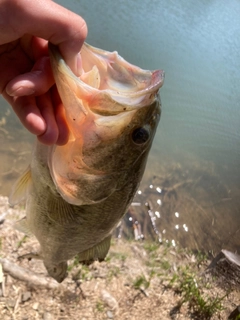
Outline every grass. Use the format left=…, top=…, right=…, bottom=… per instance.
left=67, top=256, right=81, bottom=272
left=96, top=301, right=104, bottom=312
left=81, top=265, right=91, bottom=281
left=169, top=266, right=227, bottom=319
left=144, top=242, right=160, bottom=253
left=133, top=274, right=150, bottom=290
left=16, top=235, right=27, bottom=249
left=68, top=257, right=91, bottom=282
left=107, top=266, right=121, bottom=281
left=106, top=251, right=127, bottom=263
left=160, top=259, right=171, bottom=270
left=194, top=250, right=209, bottom=266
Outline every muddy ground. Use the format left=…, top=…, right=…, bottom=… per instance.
left=0, top=196, right=239, bottom=320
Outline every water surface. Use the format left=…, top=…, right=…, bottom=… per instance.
left=0, top=0, right=240, bottom=252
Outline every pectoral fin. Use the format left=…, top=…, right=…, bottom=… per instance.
left=9, top=166, right=32, bottom=206
left=78, top=235, right=112, bottom=265
left=14, top=217, right=33, bottom=237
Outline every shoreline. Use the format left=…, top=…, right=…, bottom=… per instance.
left=0, top=196, right=239, bottom=319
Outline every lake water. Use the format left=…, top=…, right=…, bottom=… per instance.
left=0, top=0, right=240, bottom=253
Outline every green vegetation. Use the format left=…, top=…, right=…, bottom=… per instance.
left=143, top=241, right=160, bottom=253
left=169, top=266, right=227, bottom=319
left=81, top=265, right=91, bottom=281
left=96, top=300, right=104, bottom=312
left=67, top=255, right=81, bottom=272
left=106, top=251, right=127, bottom=263
left=16, top=235, right=27, bottom=249
left=68, top=257, right=91, bottom=282
left=107, top=266, right=121, bottom=281
left=194, top=250, right=209, bottom=266
left=160, top=259, right=171, bottom=270
left=133, top=274, right=150, bottom=290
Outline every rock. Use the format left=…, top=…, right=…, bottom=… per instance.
left=7, top=298, right=15, bottom=308
left=107, top=310, right=114, bottom=319
left=228, top=305, right=240, bottom=320
left=101, top=290, right=118, bottom=314
left=22, top=291, right=31, bottom=302
left=32, top=302, right=39, bottom=310
left=206, top=250, right=240, bottom=289
left=43, top=312, right=53, bottom=320
left=222, top=250, right=240, bottom=267
left=0, top=212, right=6, bottom=225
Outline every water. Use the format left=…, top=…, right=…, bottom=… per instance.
left=0, top=0, right=240, bottom=252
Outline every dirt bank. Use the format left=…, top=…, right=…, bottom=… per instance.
left=0, top=196, right=239, bottom=320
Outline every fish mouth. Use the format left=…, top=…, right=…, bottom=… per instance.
left=49, top=43, right=164, bottom=118
left=81, top=43, right=164, bottom=111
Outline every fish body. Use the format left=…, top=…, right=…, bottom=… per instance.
left=10, top=43, right=164, bottom=282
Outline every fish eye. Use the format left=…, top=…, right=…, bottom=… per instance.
left=132, top=127, right=150, bottom=144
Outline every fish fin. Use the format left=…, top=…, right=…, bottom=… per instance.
left=78, top=235, right=112, bottom=264
left=46, top=196, right=76, bottom=224
left=14, top=217, right=33, bottom=237
left=9, top=166, right=32, bottom=205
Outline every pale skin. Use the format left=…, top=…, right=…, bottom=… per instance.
left=0, top=0, right=87, bottom=145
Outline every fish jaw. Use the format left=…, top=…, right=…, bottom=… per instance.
left=48, top=42, right=164, bottom=133
left=43, top=260, right=68, bottom=283
left=48, top=43, right=164, bottom=206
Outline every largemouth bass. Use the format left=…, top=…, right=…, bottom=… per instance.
left=9, top=43, right=164, bottom=283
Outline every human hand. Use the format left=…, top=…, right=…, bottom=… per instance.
left=0, top=0, right=87, bottom=145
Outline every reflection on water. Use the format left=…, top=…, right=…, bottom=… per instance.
left=118, top=156, right=240, bottom=253
left=0, top=0, right=240, bottom=253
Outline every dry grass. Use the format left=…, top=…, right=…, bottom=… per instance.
left=0, top=196, right=239, bottom=320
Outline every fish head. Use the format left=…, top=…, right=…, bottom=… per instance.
left=48, top=43, right=164, bottom=205
left=44, top=260, right=68, bottom=283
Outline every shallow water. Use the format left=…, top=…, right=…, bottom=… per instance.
left=0, top=0, right=240, bottom=252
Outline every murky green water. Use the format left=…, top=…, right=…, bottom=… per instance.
left=0, top=0, right=240, bottom=252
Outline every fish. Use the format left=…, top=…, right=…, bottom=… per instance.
left=9, top=42, right=164, bottom=283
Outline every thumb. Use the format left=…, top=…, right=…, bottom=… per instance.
left=9, top=0, right=88, bottom=74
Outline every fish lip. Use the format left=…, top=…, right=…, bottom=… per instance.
left=105, top=69, right=164, bottom=98
left=48, top=43, right=164, bottom=104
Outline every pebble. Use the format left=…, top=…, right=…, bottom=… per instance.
left=32, top=302, right=39, bottom=310
left=7, top=298, right=15, bottom=308
left=107, top=310, right=114, bottom=319
left=22, top=291, right=31, bottom=302
left=43, top=312, right=53, bottom=320
left=101, top=290, right=118, bottom=311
